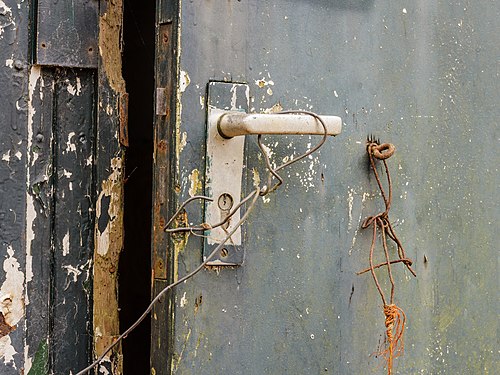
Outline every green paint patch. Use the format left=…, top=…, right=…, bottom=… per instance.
left=27, top=340, right=49, bottom=375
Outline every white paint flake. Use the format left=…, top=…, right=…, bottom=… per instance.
left=2, top=150, right=10, bottom=162
left=65, top=132, right=77, bottom=152
left=230, top=84, right=238, bottom=110
left=66, top=77, right=82, bottom=96
left=5, top=58, right=13, bottom=68
left=255, top=77, right=275, bottom=88
left=180, top=292, right=187, bottom=308
left=63, top=232, right=70, bottom=256
left=178, top=132, right=187, bottom=155
left=62, top=265, right=81, bottom=283
left=347, top=189, right=354, bottom=229
left=0, top=1, right=14, bottom=39
left=0, top=336, right=16, bottom=368
left=14, top=151, right=22, bottom=160
left=179, top=70, right=190, bottom=93
left=0, top=245, right=25, bottom=368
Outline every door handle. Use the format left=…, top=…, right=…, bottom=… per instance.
left=214, top=111, right=342, bottom=139
left=204, top=82, right=342, bottom=265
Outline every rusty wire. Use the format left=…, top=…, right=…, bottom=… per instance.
left=76, top=111, right=329, bottom=375
left=357, top=137, right=416, bottom=375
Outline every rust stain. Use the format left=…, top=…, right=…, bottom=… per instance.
left=172, top=211, right=189, bottom=282
left=194, top=295, right=203, bottom=315
left=119, top=92, right=129, bottom=147
left=0, top=312, right=15, bottom=338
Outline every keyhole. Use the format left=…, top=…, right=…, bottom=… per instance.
left=217, top=193, right=234, bottom=211
left=217, top=193, right=234, bottom=230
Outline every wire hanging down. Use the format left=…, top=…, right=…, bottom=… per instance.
left=75, top=111, right=329, bottom=375
left=357, top=136, right=416, bottom=375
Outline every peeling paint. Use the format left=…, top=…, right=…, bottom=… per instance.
left=62, top=265, right=82, bottom=284
left=62, top=232, right=70, bottom=256
left=0, top=0, right=14, bottom=39
left=2, top=150, right=10, bottom=162
left=66, top=77, right=82, bottom=96
left=179, top=70, right=190, bottom=93
left=180, top=292, right=187, bottom=308
left=0, top=335, right=16, bottom=367
left=0, top=246, right=24, bottom=326
left=178, top=131, right=187, bottom=155
left=96, top=157, right=123, bottom=256
left=65, top=131, right=77, bottom=152
left=24, top=67, right=40, bottom=316
left=255, top=77, right=274, bottom=88
left=62, top=169, right=72, bottom=178
left=172, top=217, right=189, bottom=283
left=252, top=168, right=261, bottom=189
left=0, top=245, right=24, bottom=367
left=188, top=169, right=201, bottom=197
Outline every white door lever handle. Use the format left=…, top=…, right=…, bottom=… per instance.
left=215, top=111, right=342, bottom=139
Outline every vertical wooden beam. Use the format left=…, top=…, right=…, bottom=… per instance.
left=151, top=1, right=180, bottom=374
left=50, top=68, right=96, bottom=373
left=93, top=1, right=127, bottom=374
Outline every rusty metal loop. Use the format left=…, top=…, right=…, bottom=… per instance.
left=358, top=138, right=414, bottom=375
left=370, top=142, right=395, bottom=160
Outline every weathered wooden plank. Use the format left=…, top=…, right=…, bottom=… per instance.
left=150, top=279, right=171, bottom=375
left=36, top=0, right=98, bottom=68
left=24, top=66, right=55, bottom=375
left=0, top=0, right=32, bottom=372
left=151, top=1, right=180, bottom=373
left=50, top=68, right=95, bottom=373
left=92, top=1, right=127, bottom=374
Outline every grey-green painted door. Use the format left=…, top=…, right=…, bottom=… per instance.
left=152, top=1, right=498, bottom=374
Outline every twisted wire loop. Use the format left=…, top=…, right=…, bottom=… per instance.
left=358, top=138, right=416, bottom=375
left=76, top=111, right=329, bottom=375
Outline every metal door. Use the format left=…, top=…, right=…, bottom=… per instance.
left=152, top=1, right=498, bottom=374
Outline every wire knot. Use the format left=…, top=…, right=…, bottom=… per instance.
left=381, top=303, right=406, bottom=374
left=369, top=142, right=395, bottom=160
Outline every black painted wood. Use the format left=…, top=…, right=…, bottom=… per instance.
left=0, top=0, right=31, bottom=372
left=2, top=0, right=101, bottom=372
left=36, top=0, right=98, bottom=68
left=25, top=67, right=55, bottom=375
left=50, top=68, right=96, bottom=373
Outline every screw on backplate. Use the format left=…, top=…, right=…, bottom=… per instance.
left=220, top=248, right=229, bottom=257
